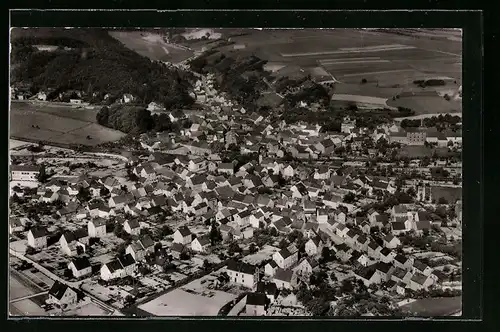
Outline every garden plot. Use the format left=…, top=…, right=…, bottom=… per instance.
left=242, top=245, right=279, bottom=265
left=386, top=94, right=461, bottom=115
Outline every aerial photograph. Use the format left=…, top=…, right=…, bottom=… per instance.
left=9, top=28, right=462, bottom=318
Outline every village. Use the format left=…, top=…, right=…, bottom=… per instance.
left=9, top=71, right=462, bottom=317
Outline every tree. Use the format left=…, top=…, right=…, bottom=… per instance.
left=100, top=186, right=110, bottom=197
left=114, top=223, right=125, bottom=238
left=278, top=238, right=289, bottom=250
left=64, top=269, right=73, bottom=279
left=77, top=186, right=91, bottom=202
left=209, top=220, right=222, bottom=246
left=320, top=247, right=333, bottom=264
left=228, top=242, right=242, bottom=255
left=36, top=165, right=49, bottom=183
left=160, top=225, right=173, bottom=237
left=249, top=243, right=258, bottom=254
left=343, top=192, right=356, bottom=204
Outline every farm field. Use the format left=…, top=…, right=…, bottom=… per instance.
left=387, top=95, right=462, bottom=114
left=10, top=101, right=126, bottom=146
left=109, top=31, right=194, bottom=63
left=194, top=28, right=461, bottom=113
left=400, top=296, right=462, bottom=316
left=431, top=186, right=462, bottom=203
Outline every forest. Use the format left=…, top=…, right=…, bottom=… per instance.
left=10, top=29, right=195, bottom=109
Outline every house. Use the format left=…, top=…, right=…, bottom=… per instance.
left=412, top=260, right=433, bottom=276
left=379, top=247, right=396, bottom=264
left=256, top=282, right=279, bottom=304
left=272, top=248, right=298, bottom=269
left=391, top=222, right=407, bottom=236
left=383, top=234, right=401, bottom=249
left=226, top=260, right=258, bottom=289
left=354, top=266, right=382, bottom=287
left=351, top=250, right=370, bottom=267
left=367, top=241, right=382, bottom=259
left=393, top=254, right=414, bottom=270
left=375, top=262, right=395, bottom=282
left=48, top=281, right=78, bottom=307
left=218, top=163, right=235, bottom=175
left=273, top=268, right=294, bottom=290
left=408, top=272, right=435, bottom=291
left=88, top=218, right=107, bottom=238
left=245, top=292, right=267, bottom=316
left=109, top=194, right=135, bottom=210
left=304, top=236, right=323, bottom=257
left=100, top=255, right=136, bottom=281
left=172, top=226, right=193, bottom=245
left=40, top=191, right=59, bottom=203
left=191, top=235, right=211, bottom=253
left=27, top=227, right=48, bottom=249
left=68, top=257, right=92, bottom=278
left=170, top=243, right=185, bottom=260
left=59, top=230, right=88, bottom=256
left=11, top=164, right=41, bottom=183
left=126, top=235, right=155, bottom=261
left=293, top=257, right=319, bottom=276
left=264, top=260, right=279, bottom=277
left=9, top=217, right=24, bottom=234
left=123, top=219, right=141, bottom=236
left=282, top=165, right=295, bottom=178
left=392, top=205, right=408, bottom=220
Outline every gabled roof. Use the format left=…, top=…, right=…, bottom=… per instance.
left=391, top=221, right=406, bottom=231
left=176, top=226, right=192, bottom=237
left=71, top=257, right=91, bottom=271
left=118, top=253, right=136, bottom=267
left=411, top=272, right=429, bottom=285
left=48, top=281, right=71, bottom=300
left=274, top=268, right=293, bottom=282
left=125, top=219, right=140, bottom=229
left=194, top=235, right=211, bottom=246
left=226, top=260, right=255, bottom=275
left=30, top=227, right=48, bottom=238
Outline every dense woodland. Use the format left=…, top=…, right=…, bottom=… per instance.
left=11, top=29, right=195, bottom=109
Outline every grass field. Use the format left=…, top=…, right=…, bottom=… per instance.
left=431, top=186, right=462, bottom=203
left=387, top=94, right=462, bottom=114
left=109, top=31, right=193, bottom=63
left=401, top=296, right=462, bottom=316
left=10, top=101, right=125, bottom=146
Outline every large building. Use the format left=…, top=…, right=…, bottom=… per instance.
left=406, top=128, right=427, bottom=146
left=11, top=165, right=41, bottom=183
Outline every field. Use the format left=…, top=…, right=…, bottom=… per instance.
left=400, top=296, right=462, bottom=316
left=387, top=94, right=462, bottom=114
left=109, top=31, right=194, bottom=63
left=138, top=274, right=238, bottom=316
left=10, top=101, right=126, bottom=146
left=431, top=186, right=462, bottom=203
left=188, top=28, right=462, bottom=115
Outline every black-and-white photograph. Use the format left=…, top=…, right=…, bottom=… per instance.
left=9, top=27, right=462, bottom=318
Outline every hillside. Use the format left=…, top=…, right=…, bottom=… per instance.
left=10, top=28, right=195, bottom=109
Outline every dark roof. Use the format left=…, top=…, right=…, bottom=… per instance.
left=48, top=281, right=71, bottom=300
left=126, top=219, right=140, bottom=229
left=139, top=235, right=155, bottom=249
left=106, top=260, right=123, bottom=273
left=413, top=260, right=429, bottom=272
left=246, top=292, right=267, bottom=306
left=411, top=272, right=428, bottom=285
left=71, top=257, right=91, bottom=271
left=118, top=253, right=136, bottom=267
left=177, top=226, right=192, bottom=237
left=356, top=266, right=377, bottom=280
left=226, top=260, right=255, bottom=275
left=278, top=248, right=293, bottom=259
left=375, top=262, right=393, bottom=274
left=274, top=268, right=293, bottom=282
left=391, top=222, right=406, bottom=231
left=256, top=282, right=278, bottom=296
left=30, top=227, right=48, bottom=238
left=380, top=247, right=392, bottom=256
left=11, top=164, right=40, bottom=172
left=394, top=254, right=409, bottom=264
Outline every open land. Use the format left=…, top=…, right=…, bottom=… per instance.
left=109, top=31, right=194, bottom=63
left=10, top=101, right=126, bottom=146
